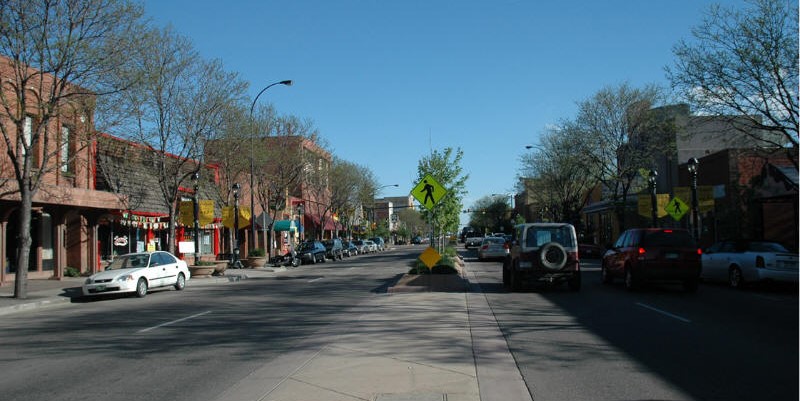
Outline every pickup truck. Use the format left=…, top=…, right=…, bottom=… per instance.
left=503, top=222, right=581, bottom=291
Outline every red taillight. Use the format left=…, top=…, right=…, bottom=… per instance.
left=697, top=248, right=702, bottom=255
left=663, top=229, right=673, bottom=233
left=503, top=243, right=510, bottom=250
left=756, top=256, right=765, bottom=268
left=481, top=245, right=489, bottom=250
left=638, top=247, right=646, bottom=255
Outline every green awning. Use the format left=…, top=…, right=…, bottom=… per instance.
left=273, top=220, right=297, bottom=232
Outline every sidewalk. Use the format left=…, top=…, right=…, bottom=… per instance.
left=0, top=262, right=532, bottom=401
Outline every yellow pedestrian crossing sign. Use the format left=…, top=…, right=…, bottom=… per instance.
left=411, top=174, right=447, bottom=211
left=665, top=197, right=689, bottom=221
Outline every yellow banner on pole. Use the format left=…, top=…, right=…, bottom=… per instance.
left=199, top=200, right=215, bottom=226
left=637, top=193, right=670, bottom=218
left=222, top=206, right=251, bottom=228
left=179, top=201, right=193, bottom=226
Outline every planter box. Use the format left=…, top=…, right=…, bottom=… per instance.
left=247, top=257, right=267, bottom=268
left=189, top=266, right=214, bottom=278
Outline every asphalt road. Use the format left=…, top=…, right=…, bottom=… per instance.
left=0, top=249, right=407, bottom=401
left=2, top=246, right=796, bottom=401
left=465, top=249, right=799, bottom=401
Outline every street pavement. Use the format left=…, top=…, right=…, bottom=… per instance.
left=0, top=259, right=532, bottom=401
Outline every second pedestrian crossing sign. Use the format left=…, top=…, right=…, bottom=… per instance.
left=665, top=197, right=689, bottom=221
left=411, top=174, right=447, bottom=211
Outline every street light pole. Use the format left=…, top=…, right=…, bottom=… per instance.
left=192, top=172, right=200, bottom=265
left=648, top=169, right=658, bottom=228
left=249, top=80, right=292, bottom=257
left=232, top=183, right=241, bottom=268
left=688, top=158, right=700, bottom=241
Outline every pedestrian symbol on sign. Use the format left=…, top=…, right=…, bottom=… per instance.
left=411, top=174, right=447, bottom=211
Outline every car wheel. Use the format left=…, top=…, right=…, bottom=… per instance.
left=292, top=258, right=300, bottom=267
left=568, top=274, right=581, bottom=291
left=683, top=278, right=699, bottom=293
left=321, top=254, right=327, bottom=263
left=135, top=278, right=148, bottom=298
left=310, top=255, right=317, bottom=264
left=729, top=266, right=744, bottom=289
left=624, top=267, right=637, bottom=291
left=601, top=263, right=613, bottom=284
left=502, top=267, right=509, bottom=287
left=510, top=263, right=522, bottom=292
left=174, top=273, right=186, bottom=291
left=539, top=242, right=567, bottom=270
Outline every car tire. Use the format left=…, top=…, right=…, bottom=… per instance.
left=683, top=278, right=699, bottom=293
left=510, top=263, right=522, bottom=292
left=292, top=258, right=300, bottom=267
left=729, top=266, right=744, bottom=289
left=601, top=263, right=613, bottom=284
left=135, top=278, right=148, bottom=298
left=502, top=267, right=509, bottom=287
left=624, top=267, right=637, bottom=291
left=568, top=274, right=581, bottom=291
left=174, top=273, right=186, bottom=291
left=539, top=242, right=567, bottom=270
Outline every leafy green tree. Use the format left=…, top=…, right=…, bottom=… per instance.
left=468, top=196, right=512, bottom=234
left=416, top=147, right=468, bottom=249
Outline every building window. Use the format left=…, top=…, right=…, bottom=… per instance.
left=23, top=115, right=32, bottom=156
left=60, top=125, right=72, bottom=174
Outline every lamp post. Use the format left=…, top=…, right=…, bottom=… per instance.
left=249, top=80, right=292, bottom=257
left=648, top=169, right=658, bottom=228
left=232, top=183, right=241, bottom=268
left=191, top=172, right=200, bottom=265
left=688, top=158, right=700, bottom=241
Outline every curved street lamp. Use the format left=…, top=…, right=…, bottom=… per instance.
left=249, top=80, right=292, bottom=256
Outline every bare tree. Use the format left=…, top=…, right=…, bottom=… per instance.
left=667, top=0, right=798, bottom=166
left=0, top=0, right=145, bottom=298
left=574, top=83, right=667, bottom=231
left=119, top=26, right=246, bottom=254
left=519, top=124, right=597, bottom=226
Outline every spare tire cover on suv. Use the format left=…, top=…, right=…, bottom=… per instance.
left=539, top=242, right=567, bottom=270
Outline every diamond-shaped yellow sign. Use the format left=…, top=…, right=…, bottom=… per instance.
left=665, top=197, right=689, bottom=221
left=411, top=174, right=447, bottom=211
left=419, top=246, right=441, bottom=269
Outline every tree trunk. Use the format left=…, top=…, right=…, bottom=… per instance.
left=14, top=183, right=33, bottom=299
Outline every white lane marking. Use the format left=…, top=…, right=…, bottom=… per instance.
left=635, top=302, right=692, bottom=323
left=137, top=311, right=212, bottom=333
left=308, top=277, right=324, bottom=283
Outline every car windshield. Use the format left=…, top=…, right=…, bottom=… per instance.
left=107, top=254, right=149, bottom=270
left=483, top=237, right=505, bottom=245
left=525, top=226, right=575, bottom=248
left=298, top=242, right=316, bottom=251
left=642, top=230, right=696, bottom=247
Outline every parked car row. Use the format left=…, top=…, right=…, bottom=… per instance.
left=474, top=224, right=797, bottom=292
left=298, top=237, right=389, bottom=265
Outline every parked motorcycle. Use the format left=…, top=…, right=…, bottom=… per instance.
left=270, top=250, right=300, bottom=267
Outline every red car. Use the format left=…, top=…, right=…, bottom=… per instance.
left=601, top=228, right=702, bottom=292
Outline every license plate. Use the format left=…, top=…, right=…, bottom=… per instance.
left=96, top=285, right=106, bottom=291
left=665, top=252, right=679, bottom=260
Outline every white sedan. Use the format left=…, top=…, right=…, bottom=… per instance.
left=83, top=251, right=190, bottom=298
left=702, top=240, right=798, bottom=288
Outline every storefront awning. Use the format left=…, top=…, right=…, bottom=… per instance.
left=273, top=220, right=297, bottom=232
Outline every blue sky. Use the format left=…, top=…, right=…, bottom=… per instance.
left=142, top=0, right=738, bottom=226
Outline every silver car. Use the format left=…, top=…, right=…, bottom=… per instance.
left=702, top=240, right=798, bottom=288
left=477, top=236, right=509, bottom=261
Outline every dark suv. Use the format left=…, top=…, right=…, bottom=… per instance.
left=601, top=228, right=701, bottom=292
left=323, top=238, right=344, bottom=260
left=297, top=240, right=327, bottom=264
left=503, top=223, right=581, bottom=291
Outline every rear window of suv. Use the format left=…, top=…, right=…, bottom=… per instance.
left=524, top=226, right=575, bottom=248
left=641, top=230, right=695, bottom=247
